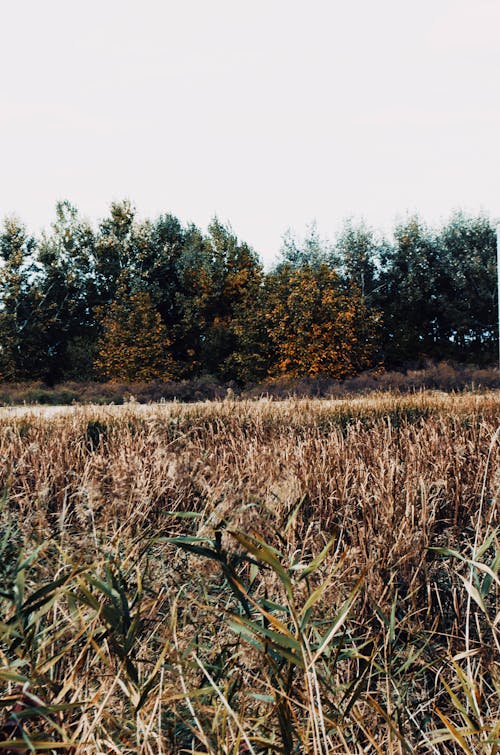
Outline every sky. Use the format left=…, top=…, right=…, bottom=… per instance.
left=1, top=0, right=499, bottom=265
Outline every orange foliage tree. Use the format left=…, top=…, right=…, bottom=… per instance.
left=94, top=287, right=175, bottom=381
left=264, top=264, right=381, bottom=379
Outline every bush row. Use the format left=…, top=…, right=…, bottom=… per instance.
left=0, top=362, right=498, bottom=406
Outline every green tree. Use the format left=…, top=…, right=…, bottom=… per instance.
left=377, top=213, right=498, bottom=367
left=436, top=212, right=497, bottom=363
left=278, top=222, right=339, bottom=270
left=378, top=216, right=442, bottom=366
left=94, top=200, right=137, bottom=306
left=37, top=201, right=98, bottom=382
left=134, top=213, right=189, bottom=368
left=175, top=219, right=265, bottom=381
left=0, top=218, right=44, bottom=381
left=335, top=219, right=379, bottom=300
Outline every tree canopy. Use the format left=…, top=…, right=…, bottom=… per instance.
left=0, top=203, right=497, bottom=384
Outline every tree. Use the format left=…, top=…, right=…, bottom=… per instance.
left=278, top=222, right=339, bottom=270
left=94, top=285, right=175, bottom=382
left=0, top=218, right=44, bottom=380
left=206, top=218, right=265, bottom=381
left=136, top=213, right=185, bottom=324
left=37, top=201, right=98, bottom=382
left=94, top=200, right=137, bottom=306
left=264, top=264, right=381, bottom=379
left=436, top=212, right=497, bottom=363
left=335, top=219, right=379, bottom=300
left=377, top=216, right=442, bottom=367
left=174, top=219, right=265, bottom=381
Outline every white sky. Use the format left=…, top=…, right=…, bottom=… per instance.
left=1, top=0, right=499, bottom=264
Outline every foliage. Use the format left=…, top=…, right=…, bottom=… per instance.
left=0, top=395, right=498, bottom=751
left=37, top=201, right=99, bottom=383
left=0, top=203, right=498, bottom=383
left=0, top=218, right=43, bottom=381
left=377, top=216, right=440, bottom=365
left=94, top=286, right=175, bottom=381
left=264, top=263, right=380, bottom=378
left=174, top=219, right=265, bottom=381
left=437, top=212, right=497, bottom=361
left=335, top=217, right=380, bottom=300
left=377, top=213, right=498, bottom=366
left=278, top=221, right=339, bottom=270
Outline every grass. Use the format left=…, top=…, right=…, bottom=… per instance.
left=0, top=392, right=498, bottom=753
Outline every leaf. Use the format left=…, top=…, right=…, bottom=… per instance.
left=246, top=693, right=275, bottom=703
left=0, top=741, right=76, bottom=751
left=475, top=528, right=498, bottom=560
left=164, top=536, right=220, bottom=561
left=471, top=554, right=500, bottom=597
left=0, top=670, right=29, bottom=683
left=307, top=575, right=363, bottom=668
left=229, top=531, right=293, bottom=601
left=135, top=638, right=172, bottom=713
left=228, top=618, right=303, bottom=667
left=16, top=544, right=45, bottom=573
left=433, top=707, right=474, bottom=754
left=284, top=497, right=305, bottom=534
left=428, top=546, right=465, bottom=561
left=83, top=573, right=121, bottom=602
left=389, top=591, right=397, bottom=644
left=458, top=574, right=487, bottom=614
left=300, top=576, right=332, bottom=620
left=298, top=535, right=337, bottom=580
left=165, top=511, right=203, bottom=519
left=223, top=572, right=293, bottom=637
left=230, top=615, right=301, bottom=652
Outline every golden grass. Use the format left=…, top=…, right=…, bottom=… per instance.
left=0, top=392, right=498, bottom=753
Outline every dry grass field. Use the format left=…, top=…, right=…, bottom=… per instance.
left=0, top=392, right=499, bottom=753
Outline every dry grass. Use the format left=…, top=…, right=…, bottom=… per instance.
left=0, top=392, right=499, bottom=753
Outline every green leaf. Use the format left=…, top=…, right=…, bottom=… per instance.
left=475, top=528, right=498, bottom=560
left=229, top=531, right=293, bottom=601
left=300, top=577, right=332, bottom=622
left=165, top=511, right=203, bottom=518
left=22, top=571, right=77, bottom=611
left=16, top=544, right=45, bottom=573
left=0, top=741, right=75, bottom=751
left=0, top=670, right=29, bottom=683
left=83, top=574, right=121, bottom=602
left=475, top=551, right=500, bottom=597
left=428, top=546, right=465, bottom=562
left=308, top=576, right=362, bottom=667
left=284, top=496, right=305, bottom=534
left=231, top=615, right=301, bottom=652
left=246, top=692, right=275, bottom=703
left=299, top=535, right=337, bottom=580
left=166, top=535, right=214, bottom=545
left=389, top=591, right=397, bottom=644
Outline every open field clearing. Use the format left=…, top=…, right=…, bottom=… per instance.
left=0, top=388, right=499, bottom=418
left=0, top=392, right=499, bottom=753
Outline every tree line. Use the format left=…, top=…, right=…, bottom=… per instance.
left=0, top=201, right=497, bottom=384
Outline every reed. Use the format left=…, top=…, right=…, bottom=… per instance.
left=0, top=392, right=498, bottom=753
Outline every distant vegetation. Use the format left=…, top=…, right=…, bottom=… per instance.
left=0, top=362, right=499, bottom=406
left=0, top=394, right=498, bottom=751
left=0, top=202, right=498, bottom=386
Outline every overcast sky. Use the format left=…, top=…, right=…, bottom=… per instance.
left=1, top=0, right=499, bottom=264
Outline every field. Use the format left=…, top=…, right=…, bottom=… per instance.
left=0, top=392, right=499, bottom=754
